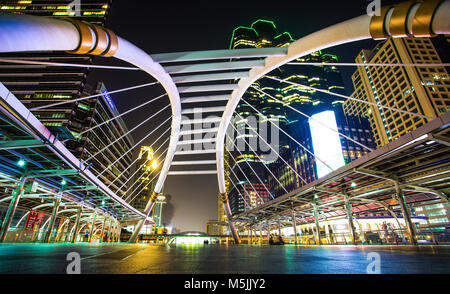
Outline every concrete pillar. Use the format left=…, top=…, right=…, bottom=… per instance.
left=0, top=176, right=27, bottom=243
left=249, top=228, right=252, bottom=245
left=88, top=212, right=97, bottom=243
left=344, top=194, right=357, bottom=245
left=71, top=207, right=82, bottom=243
left=44, top=191, right=62, bottom=243
left=220, top=193, right=240, bottom=244
left=394, top=182, right=418, bottom=245
left=292, top=212, right=298, bottom=245
left=312, top=200, right=322, bottom=245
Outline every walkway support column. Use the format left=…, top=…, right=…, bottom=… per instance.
left=106, top=218, right=112, bottom=242
left=344, top=194, right=357, bottom=245
left=0, top=176, right=27, bottom=243
left=219, top=192, right=240, bottom=244
left=71, top=207, right=82, bottom=243
left=312, top=199, right=322, bottom=245
left=129, top=191, right=159, bottom=243
left=117, top=223, right=122, bottom=243
left=292, top=211, right=298, bottom=245
left=394, top=182, right=418, bottom=245
left=44, top=191, right=62, bottom=243
left=259, top=224, right=263, bottom=244
left=99, top=217, right=107, bottom=243
left=88, top=212, right=97, bottom=243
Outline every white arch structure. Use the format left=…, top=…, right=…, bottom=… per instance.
left=0, top=0, right=449, bottom=244
left=215, top=0, right=450, bottom=243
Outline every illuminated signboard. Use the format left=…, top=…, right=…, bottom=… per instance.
left=309, top=110, right=345, bottom=178
left=102, top=89, right=116, bottom=110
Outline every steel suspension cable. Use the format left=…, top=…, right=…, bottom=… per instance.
left=107, top=127, right=171, bottom=189
left=83, top=104, right=170, bottom=164
left=125, top=146, right=170, bottom=203
left=235, top=109, right=334, bottom=172
left=75, top=93, right=168, bottom=139
left=97, top=116, right=171, bottom=177
left=125, top=148, right=169, bottom=200
left=225, top=164, right=252, bottom=210
left=249, top=86, right=374, bottom=152
left=225, top=143, right=268, bottom=204
left=98, top=120, right=170, bottom=192
left=225, top=131, right=275, bottom=200
left=228, top=118, right=289, bottom=195
left=119, top=147, right=167, bottom=200
left=30, top=82, right=159, bottom=111
left=115, top=134, right=170, bottom=193
left=0, top=58, right=140, bottom=70
left=126, top=169, right=162, bottom=204
left=264, top=75, right=433, bottom=120
left=238, top=99, right=309, bottom=185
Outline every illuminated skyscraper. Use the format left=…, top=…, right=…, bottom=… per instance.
left=228, top=20, right=368, bottom=201
left=0, top=0, right=112, bottom=137
left=0, top=1, right=136, bottom=196
left=130, top=146, right=159, bottom=212
left=268, top=110, right=375, bottom=197
left=344, top=37, right=450, bottom=148
left=72, top=83, right=135, bottom=197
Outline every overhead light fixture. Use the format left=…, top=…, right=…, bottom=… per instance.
left=17, top=159, right=26, bottom=167
left=351, top=182, right=357, bottom=188
left=61, top=179, right=67, bottom=186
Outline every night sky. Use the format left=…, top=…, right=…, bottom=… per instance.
left=87, top=0, right=399, bottom=232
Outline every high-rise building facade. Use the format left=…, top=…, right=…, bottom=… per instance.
left=268, top=109, right=376, bottom=197
left=0, top=2, right=138, bottom=196
left=67, top=82, right=135, bottom=197
left=343, top=38, right=450, bottom=148
left=130, top=146, right=158, bottom=212
left=206, top=220, right=221, bottom=236
left=228, top=19, right=374, bottom=201
left=0, top=1, right=112, bottom=117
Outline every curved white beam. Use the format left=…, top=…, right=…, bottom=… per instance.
left=215, top=0, right=450, bottom=242
left=216, top=14, right=373, bottom=194
left=0, top=14, right=181, bottom=224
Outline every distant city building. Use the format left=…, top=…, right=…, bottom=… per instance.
left=0, top=0, right=112, bottom=118
left=152, top=195, right=166, bottom=228
left=229, top=181, right=271, bottom=215
left=344, top=37, right=450, bottom=148
left=413, top=201, right=450, bottom=231
left=206, top=220, right=222, bottom=236
left=268, top=109, right=376, bottom=197
left=228, top=19, right=373, bottom=202
left=130, top=146, right=159, bottom=212
left=0, top=1, right=135, bottom=196
left=68, top=83, right=135, bottom=197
